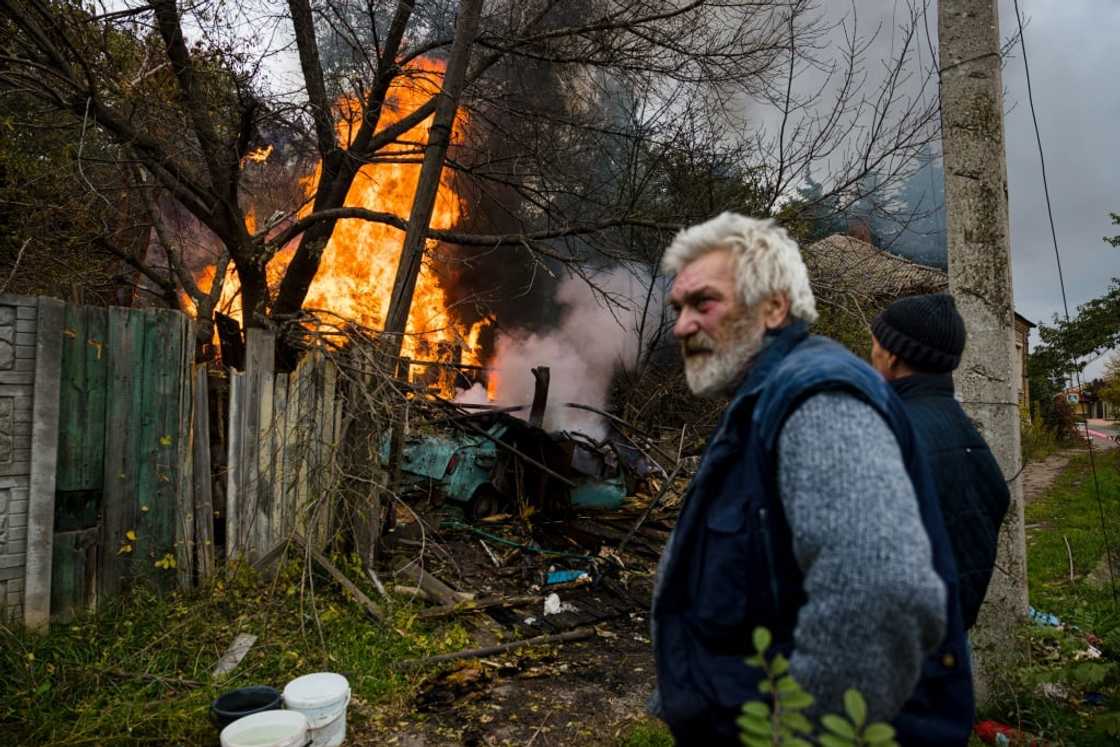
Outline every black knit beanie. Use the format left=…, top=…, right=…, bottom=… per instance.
left=871, top=293, right=966, bottom=373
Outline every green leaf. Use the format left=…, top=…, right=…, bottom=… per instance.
left=742, top=701, right=770, bottom=719
left=770, top=654, right=790, bottom=675
left=738, top=715, right=772, bottom=738
left=862, top=723, right=897, bottom=744
left=844, top=689, right=867, bottom=728
left=785, top=738, right=814, bottom=747
left=819, top=734, right=855, bottom=747
left=740, top=736, right=771, bottom=747
left=779, top=711, right=812, bottom=733
left=778, top=690, right=814, bottom=710
left=745, top=655, right=765, bottom=667
left=753, top=627, right=772, bottom=654
left=757, top=680, right=773, bottom=694
left=777, top=675, right=801, bottom=693
left=820, top=714, right=856, bottom=738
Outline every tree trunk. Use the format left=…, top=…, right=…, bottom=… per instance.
left=235, top=253, right=270, bottom=334
left=939, top=0, right=1028, bottom=706
left=382, top=0, right=485, bottom=356
left=271, top=0, right=417, bottom=321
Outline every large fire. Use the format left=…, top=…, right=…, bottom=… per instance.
left=190, top=58, right=485, bottom=384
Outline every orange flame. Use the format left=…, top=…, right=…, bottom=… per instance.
left=192, top=58, right=486, bottom=386
left=240, top=144, right=274, bottom=169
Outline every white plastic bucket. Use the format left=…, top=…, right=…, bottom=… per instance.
left=220, top=709, right=308, bottom=747
left=283, top=672, right=350, bottom=747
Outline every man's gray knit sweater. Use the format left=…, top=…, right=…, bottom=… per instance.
left=652, top=391, right=946, bottom=723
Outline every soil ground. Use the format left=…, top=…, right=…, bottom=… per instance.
left=348, top=435, right=1120, bottom=746
left=348, top=502, right=670, bottom=746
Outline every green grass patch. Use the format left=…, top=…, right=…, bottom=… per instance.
left=615, top=717, right=673, bottom=747
left=1025, top=450, right=1120, bottom=630
left=0, top=558, right=470, bottom=745
left=980, top=449, right=1120, bottom=744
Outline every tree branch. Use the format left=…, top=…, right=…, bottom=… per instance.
left=287, top=0, right=337, bottom=159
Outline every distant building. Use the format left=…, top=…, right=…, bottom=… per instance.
left=805, top=234, right=1034, bottom=404
left=1013, top=313, right=1035, bottom=407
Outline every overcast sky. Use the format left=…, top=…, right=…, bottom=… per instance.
left=798, top=0, right=1119, bottom=376
left=168, top=0, right=1120, bottom=372
left=997, top=0, right=1120, bottom=376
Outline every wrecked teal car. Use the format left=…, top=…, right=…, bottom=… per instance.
left=382, top=412, right=635, bottom=519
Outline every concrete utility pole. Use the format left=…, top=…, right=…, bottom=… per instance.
left=939, top=0, right=1028, bottom=703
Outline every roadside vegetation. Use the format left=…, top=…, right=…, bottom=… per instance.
left=0, top=559, right=470, bottom=745
left=980, top=449, right=1120, bottom=744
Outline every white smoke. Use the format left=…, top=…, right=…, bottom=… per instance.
left=456, top=265, right=666, bottom=439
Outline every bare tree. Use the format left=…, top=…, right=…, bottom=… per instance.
left=0, top=0, right=940, bottom=352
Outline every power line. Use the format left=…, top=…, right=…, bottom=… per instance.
left=1013, top=0, right=1117, bottom=605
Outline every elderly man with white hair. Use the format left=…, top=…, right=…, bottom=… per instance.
left=649, top=213, right=974, bottom=746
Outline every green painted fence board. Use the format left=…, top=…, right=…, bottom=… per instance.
left=132, top=309, right=181, bottom=590
left=49, top=528, right=97, bottom=622
left=56, top=305, right=109, bottom=494
left=49, top=303, right=193, bottom=620
left=82, top=308, right=108, bottom=489
left=98, top=306, right=147, bottom=600
left=52, top=306, right=108, bottom=620
left=57, top=305, right=87, bottom=493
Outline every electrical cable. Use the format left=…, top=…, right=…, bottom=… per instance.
left=1013, top=0, right=1118, bottom=605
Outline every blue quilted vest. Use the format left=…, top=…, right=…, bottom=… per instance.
left=652, top=321, right=974, bottom=745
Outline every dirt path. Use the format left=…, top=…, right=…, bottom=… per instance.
left=1021, top=449, right=1079, bottom=504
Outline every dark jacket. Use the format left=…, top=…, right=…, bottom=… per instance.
left=890, top=373, right=1011, bottom=629
left=652, top=322, right=973, bottom=746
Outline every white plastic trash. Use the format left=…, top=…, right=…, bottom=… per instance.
left=283, top=672, right=351, bottom=747
left=220, top=709, right=308, bottom=747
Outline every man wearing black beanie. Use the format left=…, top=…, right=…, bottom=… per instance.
left=870, top=293, right=1011, bottom=630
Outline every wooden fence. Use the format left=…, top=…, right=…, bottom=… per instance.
left=0, top=296, right=198, bottom=628
left=2, top=295, right=348, bottom=630
left=225, top=330, right=342, bottom=562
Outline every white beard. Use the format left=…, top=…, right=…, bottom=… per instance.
left=683, top=316, right=766, bottom=398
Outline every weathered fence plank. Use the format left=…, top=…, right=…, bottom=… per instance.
left=253, top=339, right=275, bottom=560
left=191, top=366, right=215, bottom=580
left=174, top=317, right=195, bottom=589
left=220, top=340, right=345, bottom=563
left=291, top=356, right=313, bottom=542
left=99, top=307, right=147, bottom=600
left=225, top=370, right=245, bottom=560
left=270, top=373, right=289, bottom=548
left=52, top=305, right=108, bottom=620
left=49, top=527, right=97, bottom=623
left=133, top=309, right=181, bottom=589
left=24, top=297, right=64, bottom=630
left=281, top=367, right=301, bottom=541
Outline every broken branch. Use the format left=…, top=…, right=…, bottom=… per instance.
left=395, top=627, right=596, bottom=669
left=417, top=594, right=544, bottom=621
left=293, top=534, right=385, bottom=622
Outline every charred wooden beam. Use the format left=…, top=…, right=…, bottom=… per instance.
left=529, top=366, right=550, bottom=427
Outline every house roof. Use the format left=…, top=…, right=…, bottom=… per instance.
left=803, top=234, right=948, bottom=304
left=804, top=235, right=1033, bottom=325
